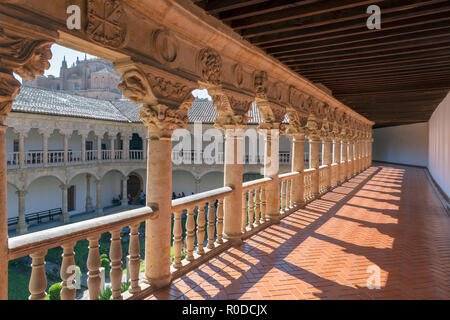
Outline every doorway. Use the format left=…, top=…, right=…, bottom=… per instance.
left=68, top=185, right=75, bottom=212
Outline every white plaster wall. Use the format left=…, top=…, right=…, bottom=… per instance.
left=428, top=91, right=450, bottom=198
left=199, top=171, right=223, bottom=193
left=100, top=171, right=122, bottom=207
left=172, top=170, right=196, bottom=196
left=25, top=176, right=62, bottom=214
left=7, top=183, right=18, bottom=218
left=373, top=122, right=429, bottom=167
left=69, top=174, right=88, bottom=214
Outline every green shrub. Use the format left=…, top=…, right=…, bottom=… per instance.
left=48, top=282, right=62, bottom=300
left=100, top=256, right=110, bottom=272
left=99, top=286, right=112, bottom=300
left=121, top=282, right=130, bottom=293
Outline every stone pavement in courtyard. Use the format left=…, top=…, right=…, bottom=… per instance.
left=147, top=164, right=450, bottom=300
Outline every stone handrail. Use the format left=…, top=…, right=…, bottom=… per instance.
left=242, top=177, right=272, bottom=191
left=8, top=206, right=157, bottom=300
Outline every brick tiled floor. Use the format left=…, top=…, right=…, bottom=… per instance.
left=146, top=164, right=450, bottom=300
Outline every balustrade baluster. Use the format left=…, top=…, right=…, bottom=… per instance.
left=128, top=224, right=141, bottom=294
left=285, top=180, right=289, bottom=210
left=207, top=202, right=216, bottom=249
left=261, top=186, right=267, bottom=221
left=241, top=191, right=247, bottom=233
left=255, top=187, right=261, bottom=226
left=60, top=242, right=76, bottom=300
left=185, top=208, right=195, bottom=261
left=248, top=189, right=254, bottom=229
left=280, top=181, right=285, bottom=212
left=110, top=229, right=123, bottom=300
left=29, top=250, right=47, bottom=300
left=173, top=211, right=183, bottom=268
left=87, top=236, right=101, bottom=300
left=196, top=204, right=206, bottom=255
left=216, top=199, right=224, bottom=244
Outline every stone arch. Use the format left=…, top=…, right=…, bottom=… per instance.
left=172, top=169, right=196, bottom=197
left=67, top=169, right=101, bottom=184
left=7, top=182, right=19, bottom=219
left=198, top=171, right=223, bottom=193
left=26, top=175, right=65, bottom=215
left=25, top=172, right=65, bottom=189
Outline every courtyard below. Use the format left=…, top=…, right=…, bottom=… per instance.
left=147, top=163, right=450, bottom=300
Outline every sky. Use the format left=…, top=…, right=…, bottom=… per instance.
left=15, top=44, right=211, bottom=100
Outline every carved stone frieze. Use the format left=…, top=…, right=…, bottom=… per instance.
left=254, top=71, right=268, bottom=100
left=152, top=29, right=178, bottom=64
left=285, top=109, right=308, bottom=136
left=86, top=0, right=127, bottom=48
left=198, top=48, right=222, bottom=85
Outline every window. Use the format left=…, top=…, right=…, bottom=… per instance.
left=13, top=139, right=19, bottom=153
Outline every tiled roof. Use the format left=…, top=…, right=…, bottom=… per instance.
left=12, top=86, right=289, bottom=124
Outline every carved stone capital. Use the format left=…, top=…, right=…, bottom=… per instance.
left=285, top=109, right=308, bottom=136
left=256, top=100, right=286, bottom=133
left=208, top=87, right=253, bottom=130
left=140, top=94, right=194, bottom=139
left=0, top=27, right=53, bottom=122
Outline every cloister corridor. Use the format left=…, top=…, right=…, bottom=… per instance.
left=147, top=164, right=450, bottom=300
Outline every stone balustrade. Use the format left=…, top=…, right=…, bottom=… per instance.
left=7, top=206, right=157, bottom=300
left=6, top=150, right=145, bottom=170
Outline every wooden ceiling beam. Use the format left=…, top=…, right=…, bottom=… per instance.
left=202, top=0, right=269, bottom=15
left=273, top=32, right=450, bottom=60
left=283, top=43, right=450, bottom=66
left=232, top=0, right=383, bottom=31
left=265, top=22, right=450, bottom=54
left=250, top=8, right=450, bottom=45
left=219, top=0, right=319, bottom=22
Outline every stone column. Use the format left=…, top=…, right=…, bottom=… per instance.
left=121, top=176, right=128, bottom=207
left=18, top=131, right=25, bottom=168
left=85, top=174, right=93, bottom=212
left=223, top=128, right=244, bottom=241
left=16, top=189, right=28, bottom=234
left=95, top=181, right=103, bottom=216
left=341, top=139, right=348, bottom=181
left=42, top=132, right=49, bottom=167
left=0, top=30, right=53, bottom=300
left=123, top=133, right=130, bottom=161
left=263, top=128, right=281, bottom=222
left=348, top=140, right=354, bottom=178
left=309, top=136, right=320, bottom=197
left=323, top=138, right=332, bottom=189
left=60, top=185, right=69, bottom=223
left=143, top=137, right=148, bottom=160
left=291, top=134, right=305, bottom=207
left=63, top=134, right=69, bottom=165
left=110, top=134, right=115, bottom=160
left=194, top=179, right=200, bottom=194
left=81, top=134, right=86, bottom=163
left=333, top=139, right=341, bottom=184
left=0, top=124, right=8, bottom=299
left=97, top=134, right=102, bottom=162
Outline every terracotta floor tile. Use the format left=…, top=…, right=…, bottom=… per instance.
left=146, top=165, right=450, bottom=300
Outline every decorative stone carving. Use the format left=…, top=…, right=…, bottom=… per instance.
left=198, top=48, right=222, bottom=85
left=257, top=100, right=286, bottom=133
left=86, top=0, right=126, bottom=48
left=232, top=63, right=244, bottom=88
left=117, top=69, right=152, bottom=104
left=139, top=94, right=194, bottom=138
left=152, top=29, right=178, bottom=64
left=254, top=71, right=268, bottom=100
left=209, top=89, right=252, bottom=130
left=0, top=28, right=53, bottom=121
left=286, top=109, right=308, bottom=136
left=146, top=74, right=191, bottom=103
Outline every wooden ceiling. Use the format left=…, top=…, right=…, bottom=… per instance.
left=193, top=0, right=450, bottom=128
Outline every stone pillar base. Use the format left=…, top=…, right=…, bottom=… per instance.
left=223, top=232, right=243, bottom=246
left=143, top=273, right=172, bottom=289
left=61, top=214, right=70, bottom=223
left=96, top=208, right=103, bottom=216
left=266, top=214, right=281, bottom=224
left=121, top=200, right=128, bottom=207
left=16, top=223, right=28, bottom=235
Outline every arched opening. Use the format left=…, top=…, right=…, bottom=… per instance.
left=127, top=173, right=142, bottom=204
